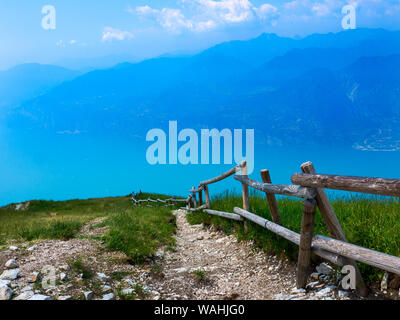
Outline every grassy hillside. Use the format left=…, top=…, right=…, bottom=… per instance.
left=0, top=194, right=180, bottom=264
left=186, top=190, right=400, bottom=282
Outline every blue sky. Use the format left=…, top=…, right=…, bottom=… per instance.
left=1, top=0, right=400, bottom=70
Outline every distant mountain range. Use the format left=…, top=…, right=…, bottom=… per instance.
left=4, top=28, right=400, bottom=151
left=0, top=64, right=81, bottom=108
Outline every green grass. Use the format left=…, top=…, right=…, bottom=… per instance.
left=186, top=190, right=400, bottom=283
left=0, top=194, right=177, bottom=266
left=103, top=206, right=176, bottom=264
left=0, top=196, right=132, bottom=244
left=192, top=269, right=207, bottom=281
left=70, top=257, right=94, bottom=279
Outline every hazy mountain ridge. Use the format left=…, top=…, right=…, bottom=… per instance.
left=5, top=29, right=400, bottom=150
left=0, top=63, right=81, bottom=108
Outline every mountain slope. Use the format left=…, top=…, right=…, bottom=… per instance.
left=6, top=29, right=400, bottom=149
left=0, top=63, right=80, bottom=108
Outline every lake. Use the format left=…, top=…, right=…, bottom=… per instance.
left=2, top=125, right=400, bottom=206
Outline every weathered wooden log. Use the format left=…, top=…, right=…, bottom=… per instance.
left=241, top=162, right=250, bottom=233
left=297, top=199, right=317, bottom=288
left=260, top=169, right=281, bottom=225
left=199, top=162, right=245, bottom=186
left=187, top=204, right=207, bottom=212
left=204, top=209, right=244, bottom=221
left=233, top=207, right=344, bottom=266
left=198, top=188, right=203, bottom=206
left=312, top=235, right=400, bottom=276
left=168, top=198, right=187, bottom=202
left=292, top=172, right=400, bottom=197
left=234, top=207, right=400, bottom=275
left=190, top=186, right=204, bottom=193
left=204, top=185, right=211, bottom=209
left=192, top=187, right=197, bottom=208
left=300, top=161, right=368, bottom=297
left=241, top=162, right=250, bottom=211
left=234, top=175, right=316, bottom=200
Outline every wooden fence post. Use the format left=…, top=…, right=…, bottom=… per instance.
left=191, top=186, right=197, bottom=208
left=198, top=186, right=203, bottom=206
left=204, top=185, right=211, bottom=209
left=297, top=199, right=316, bottom=288
left=301, top=161, right=368, bottom=297
left=241, top=161, right=250, bottom=233
left=260, top=169, right=281, bottom=225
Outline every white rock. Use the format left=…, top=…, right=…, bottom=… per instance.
left=97, top=273, right=110, bottom=281
left=58, top=296, right=72, bottom=300
left=101, top=293, right=115, bottom=300
left=5, top=259, right=18, bottom=269
left=0, top=280, right=11, bottom=287
left=381, top=272, right=389, bottom=291
left=60, top=273, right=68, bottom=281
left=59, top=265, right=70, bottom=271
left=290, top=288, right=306, bottom=294
left=9, top=246, right=18, bottom=251
left=29, top=294, right=52, bottom=301
left=27, top=245, right=37, bottom=252
left=0, top=268, right=19, bottom=280
left=121, top=288, right=134, bottom=295
left=0, top=285, right=13, bottom=300
left=102, top=285, right=112, bottom=292
left=84, top=291, right=94, bottom=300
left=316, top=263, right=333, bottom=276
left=21, top=285, right=33, bottom=292
left=316, top=285, right=336, bottom=297
left=338, top=290, right=350, bottom=298
left=14, top=290, right=34, bottom=300
left=124, top=279, right=135, bottom=286
left=306, top=281, right=320, bottom=290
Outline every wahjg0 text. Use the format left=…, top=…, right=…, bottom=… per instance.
left=154, top=303, right=245, bottom=318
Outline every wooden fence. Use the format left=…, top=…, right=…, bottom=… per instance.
left=185, top=161, right=400, bottom=297
left=132, top=192, right=187, bottom=207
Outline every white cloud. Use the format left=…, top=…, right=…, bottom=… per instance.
left=134, top=0, right=278, bottom=33
left=312, top=3, right=331, bottom=16
left=102, top=27, right=134, bottom=42
left=256, top=3, right=279, bottom=20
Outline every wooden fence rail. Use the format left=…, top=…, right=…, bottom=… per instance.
left=291, top=173, right=400, bottom=197
left=132, top=194, right=187, bottom=207
left=178, top=161, right=400, bottom=297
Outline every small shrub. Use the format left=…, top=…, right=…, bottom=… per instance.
left=192, top=269, right=207, bottom=281
left=70, top=257, right=94, bottom=279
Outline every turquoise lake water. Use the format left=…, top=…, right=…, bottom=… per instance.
left=2, top=125, right=400, bottom=206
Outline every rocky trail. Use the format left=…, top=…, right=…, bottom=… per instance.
left=146, top=209, right=357, bottom=300
left=0, top=209, right=395, bottom=300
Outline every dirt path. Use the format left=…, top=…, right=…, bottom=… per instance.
left=0, top=209, right=370, bottom=300
left=148, top=209, right=299, bottom=300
